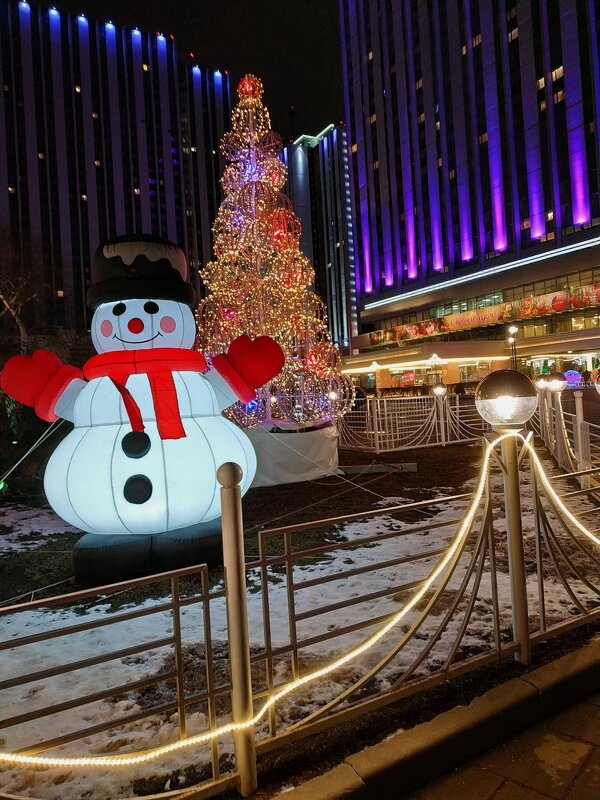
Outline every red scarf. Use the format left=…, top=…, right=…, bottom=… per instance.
left=84, top=348, right=207, bottom=440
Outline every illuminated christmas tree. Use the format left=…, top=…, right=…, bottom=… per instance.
left=197, top=75, right=353, bottom=427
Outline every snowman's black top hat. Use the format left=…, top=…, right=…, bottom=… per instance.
left=87, top=234, right=196, bottom=309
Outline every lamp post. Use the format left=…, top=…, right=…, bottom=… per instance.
left=475, top=369, right=538, bottom=665
left=507, top=325, right=519, bottom=370
left=535, top=376, right=548, bottom=442
left=432, top=382, right=447, bottom=446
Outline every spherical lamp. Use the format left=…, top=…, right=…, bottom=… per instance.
left=432, top=382, right=447, bottom=397
left=546, top=372, right=567, bottom=393
left=475, top=369, right=538, bottom=428
left=534, top=376, right=548, bottom=390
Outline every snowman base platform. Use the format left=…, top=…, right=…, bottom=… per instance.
left=72, top=518, right=223, bottom=586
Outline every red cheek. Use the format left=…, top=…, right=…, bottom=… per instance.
left=100, top=320, right=113, bottom=337
left=160, top=316, right=176, bottom=333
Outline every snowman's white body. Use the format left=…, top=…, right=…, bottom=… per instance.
left=44, top=371, right=256, bottom=535
left=43, top=296, right=257, bottom=536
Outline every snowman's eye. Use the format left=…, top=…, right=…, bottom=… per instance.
left=112, top=303, right=126, bottom=316
left=144, top=301, right=159, bottom=315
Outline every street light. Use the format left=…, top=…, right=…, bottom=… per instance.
left=474, top=368, right=537, bottom=665
left=432, top=382, right=447, bottom=397
left=546, top=372, right=567, bottom=393
left=475, top=369, right=538, bottom=429
left=534, top=376, right=548, bottom=390
left=507, top=325, right=518, bottom=370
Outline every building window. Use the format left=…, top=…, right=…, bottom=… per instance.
left=435, top=120, right=441, bottom=130
left=437, top=157, right=443, bottom=167
left=351, top=143, right=358, bottom=153
left=539, top=99, right=547, bottom=111
left=461, top=44, right=467, bottom=55
left=553, top=89, right=564, bottom=103
left=508, top=28, right=518, bottom=42
left=92, top=112, right=99, bottom=119
left=448, top=169, right=455, bottom=179
left=546, top=209, right=554, bottom=220
left=506, top=6, right=517, bottom=20
left=37, top=152, right=45, bottom=159
left=471, top=32, right=482, bottom=47
left=368, top=51, right=373, bottom=61
left=415, top=77, right=423, bottom=89
left=551, top=65, right=564, bottom=81
left=521, top=218, right=530, bottom=230
left=81, top=194, right=87, bottom=201
left=134, top=188, right=141, bottom=195
left=478, top=131, right=488, bottom=144
left=417, top=112, right=425, bottom=124
left=7, top=186, right=15, bottom=193
left=370, top=113, right=377, bottom=123
left=142, top=63, right=150, bottom=71
left=94, top=159, right=101, bottom=166
left=57, top=290, right=64, bottom=298
left=589, top=121, right=597, bottom=133
left=74, top=85, right=81, bottom=93
left=373, top=160, right=379, bottom=170
left=536, top=77, right=545, bottom=90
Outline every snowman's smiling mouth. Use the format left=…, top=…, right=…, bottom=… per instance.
left=113, top=332, right=163, bottom=344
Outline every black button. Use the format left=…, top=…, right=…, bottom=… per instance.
left=122, top=431, right=151, bottom=458
left=124, top=475, right=153, bottom=504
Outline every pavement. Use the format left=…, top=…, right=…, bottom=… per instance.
left=274, top=638, right=600, bottom=800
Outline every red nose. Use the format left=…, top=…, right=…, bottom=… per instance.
left=127, top=318, right=144, bottom=334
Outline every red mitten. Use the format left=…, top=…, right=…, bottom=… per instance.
left=212, top=335, right=285, bottom=403
left=0, top=350, right=83, bottom=421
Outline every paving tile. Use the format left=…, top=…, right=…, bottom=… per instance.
left=476, top=724, right=592, bottom=799
left=415, top=763, right=503, bottom=800
left=565, top=747, right=600, bottom=800
left=545, top=700, right=600, bottom=746
left=493, top=781, right=554, bottom=800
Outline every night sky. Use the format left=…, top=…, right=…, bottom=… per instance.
left=54, top=0, right=344, bottom=143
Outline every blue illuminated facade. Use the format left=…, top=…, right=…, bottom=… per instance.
left=283, top=124, right=357, bottom=354
left=340, top=0, right=600, bottom=343
left=0, top=0, right=229, bottom=328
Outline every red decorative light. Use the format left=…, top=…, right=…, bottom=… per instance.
left=237, top=74, right=263, bottom=100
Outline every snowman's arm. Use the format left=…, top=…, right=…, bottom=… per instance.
left=204, top=369, right=239, bottom=412
left=53, top=378, right=87, bottom=422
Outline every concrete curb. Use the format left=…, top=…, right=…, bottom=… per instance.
left=274, top=639, right=600, bottom=799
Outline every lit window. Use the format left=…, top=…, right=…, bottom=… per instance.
left=448, top=169, right=455, bottom=179
left=7, top=186, right=15, bottom=193
left=368, top=51, right=373, bottom=61
left=539, top=99, right=547, bottom=111
left=417, top=112, right=425, bottom=124
left=461, top=44, right=467, bottom=55
left=521, top=218, right=530, bottom=230
left=478, top=131, right=488, bottom=144
left=589, top=121, right=596, bottom=133
left=415, top=77, right=423, bottom=89
left=81, top=194, right=87, bottom=201
left=57, top=289, right=64, bottom=298
left=190, top=146, right=197, bottom=152
left=38, top=152, right=45, bottom=159
left=472, top=32, right=481, bottom=47
left=134, top=188, right=141, bottom=195
left=74, top=85, right=81, bottom=93
left=508, top=28, right=518, bottom=41
left=142, top=63, right=150, bottom=71
left=373, top=160, right=379, bottom=170
left=536, top=77, right=545, bottom=90
left=551, top=65, right=564, bottom=81
left=546, top=209, right=554, bottom=220
left=3, top=85, right=9, bottom=91
left=94, top=160, right=101, bottom=166
left=553, top=89, right=564, bottom=103
left=437, top=157, right=443, bottom=167
left=92, top=112, right=99, bottom=119
left=370, top=113, right=377, bottom=123
left=435, top=120, right=441, bottom=130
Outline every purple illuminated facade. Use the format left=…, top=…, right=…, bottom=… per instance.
left=340, top=0, right=600, bottom=337
left=0, top=0, right=229, bottom=329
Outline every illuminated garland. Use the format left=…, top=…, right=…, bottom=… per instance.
left=196, top=74, right=353, bottom=427
left=1, top=431, right=598, bottom=769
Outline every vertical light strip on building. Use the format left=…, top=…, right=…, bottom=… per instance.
left=417, top=1, right=444, bottom=271
left=48, top=6, right=75, bottom=308
left=191, top=66, right=210, bottom=266
left=105, top=22, right=126, bottom=234
left=18, top=1, right=42, bottom=255
left=480, top=1, right=507, bottom=251
left=559, top=0, right=590, bottom=225
left=518, top=0, right=545, bottom=239
left=156, top=34, right=176, bottom=242
left=130, top=28, right=151, bottom=230
left=77, top=13, right=99, bottom=254
left=446, top=0, right=473, bottom=262
left=540, top=0, right=562, bottom=238
left=589, top=1, right=600, bottom=181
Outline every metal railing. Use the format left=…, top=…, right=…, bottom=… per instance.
left=2, top=437, right=600, bottom=798
left=339, top=395, right=490, bottom=452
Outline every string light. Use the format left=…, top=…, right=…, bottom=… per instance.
left=196, top=74, right=353, bottom=425
left=1, top=431, right=598, bottom=768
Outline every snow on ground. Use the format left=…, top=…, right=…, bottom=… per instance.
left=1, top=450, right=599, bottom=798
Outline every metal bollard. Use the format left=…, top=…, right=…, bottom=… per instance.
left=217, top=462, right=257, bottom=796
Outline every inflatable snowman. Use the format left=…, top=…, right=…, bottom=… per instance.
left=1, top=235, right=284, bottom=549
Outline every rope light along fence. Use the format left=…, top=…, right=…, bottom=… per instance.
left=1, top=433, right=600, bottom=796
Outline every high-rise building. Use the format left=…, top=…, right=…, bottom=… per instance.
left=283, top=124, right=357, bottom=354
left=340, top=0, right=600, bottom=389
left=0, top=0, right=229, bottom=330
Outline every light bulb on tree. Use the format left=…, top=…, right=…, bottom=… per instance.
left=475, top=369, right=537, bottom=429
